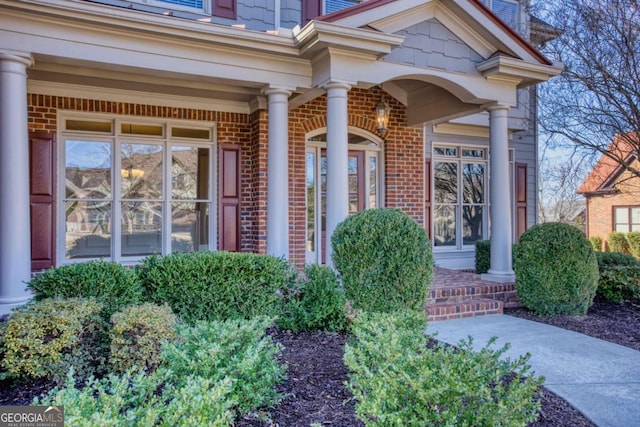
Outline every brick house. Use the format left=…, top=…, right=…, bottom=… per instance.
left=577, top=134, right=640, bottom=248
left=0, top=0, right=560, bottom=314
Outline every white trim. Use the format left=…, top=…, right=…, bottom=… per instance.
left=29, top=80, right=250, bottom=114
left=57, top=111, right=218, bottom=265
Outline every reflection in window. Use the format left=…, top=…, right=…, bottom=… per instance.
left=433, top=146, right=487, bottom=249
left=62, top=121, right=214, bottom=261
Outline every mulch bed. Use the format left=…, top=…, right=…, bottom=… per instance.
left=4, top=297, right=638, bottom=426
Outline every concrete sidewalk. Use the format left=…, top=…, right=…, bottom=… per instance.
left=426, top=315, right=640, bottom=427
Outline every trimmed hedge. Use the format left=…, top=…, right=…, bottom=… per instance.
left=331, top=208, right=433, bottom=313
left=514, top=222, right=599, bottom=316
left=595, top=252, right=640, bottom=302
left=137, top=251, right=296, bottom=324
left=27, top=260, right=142, bottom=319
left=0, top=298, right=107, bottom=383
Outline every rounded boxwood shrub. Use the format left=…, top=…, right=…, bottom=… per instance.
left=137, top=251, right=296, bottom=324
left=110, top=303, right=178, bottom=373
left=514, top=222, right=599, bottom=316
left=331, top=208, right=433, bottom=313
left=0, top=298, right=108, bottom=383
left=27, top=260, right=142, bottom=319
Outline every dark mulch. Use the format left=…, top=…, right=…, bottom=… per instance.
left=506, top=297, right=640, bottom=352
left=6, top=297, right=639, bottom=426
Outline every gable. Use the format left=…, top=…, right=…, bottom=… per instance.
left=319, top=0, right=551, bottom=66
left=578, top=135, right=639, bottom=195
left=384, top=18, right=484, bottom=75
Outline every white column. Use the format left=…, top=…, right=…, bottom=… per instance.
left=324, top=82, right=351, bottom=267
left=265, top=88, right=291, bottom=259
left=482, top=104, right=516, bottom=283
left=0, top=53, right=33, bottom=315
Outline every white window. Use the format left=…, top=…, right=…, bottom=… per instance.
left=131, top=0, right=209, bottom=14
left=432, top=145, right=488, bottom=250
left=614, top=206, right=640, bottom=232
left=325, top=0, right=361, bottom=14
left=480, top=0, right=519, bottom=30
left=305, top=129, right=383, bottom=264
left=60, top=116, right=216, bottom=263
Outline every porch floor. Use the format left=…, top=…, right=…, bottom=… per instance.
left=426, top=268, right=521, bottom=322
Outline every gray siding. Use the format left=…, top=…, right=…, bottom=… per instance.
left=512, top=86, right=538, bottom=230
left=384, top=19, right=484, bottom=74
left=280, top=0, right=302, bottom=28
left=210, top=0, right=275, bottom=31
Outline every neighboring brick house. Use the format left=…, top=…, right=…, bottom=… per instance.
left=578, top=134, right=640, bottom=249
left=0, top=0, right=561, bottom=313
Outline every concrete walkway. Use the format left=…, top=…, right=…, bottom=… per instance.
left=426, top=315, right=640, bottom=427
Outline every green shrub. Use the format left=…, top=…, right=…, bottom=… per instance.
left=331, top=208, right=433, bottom=313
left=589, top=236, right=603, bottom=252
left=627, top=232, right=640, bottom=258
left=137, top=251, right=296, bottom=323
left=110, top=303, right=178, bottom=373
left=279, top=264, right=350, bottom=333
left=475, top=240, right=491, bottom=274
left=162, top=317, right=285, bottom=415
left=595, top=252, right=640, bottom=302
left=27, top=260, right=142, bottom=319
left=344, top=311, right=543, bottom=426
left=36, top=369, right=234, bottom=427
left=0, top=298, right=107, bottom=383
left=514, top=222, right=599, bottom=316
left=608, top=231, right=630, bottom=254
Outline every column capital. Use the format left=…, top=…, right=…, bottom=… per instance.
left=0, top=51, right=34, bottom=68
left=322, top=81, right=352, bottom=92
left=262, top=87, right=293, bottom=97
left=484, top=102, right=511, bottom=112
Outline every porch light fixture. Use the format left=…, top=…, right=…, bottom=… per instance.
left=374, top=98, right=391, bottom=133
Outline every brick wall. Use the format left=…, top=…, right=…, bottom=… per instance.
left=585, top=158, right=640, bottom=248
left=27, top=88, right=425, bottom=267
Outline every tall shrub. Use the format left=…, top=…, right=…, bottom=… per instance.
left=331, top=208, right=433, bottom=313
left=514, top=222, right=599, bottom=316
left=595, top=252, right=640, bottom=302
left=27, top=260, right=142, bottom=319
left=137, top=251, right=296, bottom=324
left=627, top=232, right=640, bottom=258
left=608, top=231, right=630, bottom=254
left=589, top=236, right=603, bottom=252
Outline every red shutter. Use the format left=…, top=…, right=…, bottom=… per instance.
left=302, top=0, right=323, bottom=24
left=212, top=0, right=236, bottom=19
left=29, top=132, right=56, bottom=271
left=515, top=162, right=527, bottom=240
left=425, top=159, right=432, bottom=239
left=219, top=144, right=241, bottom=252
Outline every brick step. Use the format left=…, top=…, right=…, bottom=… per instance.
left=428, top=282, right=517, bottom=303
left=426, top=298, right=503, bottom=322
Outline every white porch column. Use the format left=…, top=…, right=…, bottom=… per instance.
left=324, top=82, right=351, bottom=267
left=482, top=104, right=516, bottom=283
left=265, top=88, right=291, bottom=259
left=0, top=52, right=33, bottom=315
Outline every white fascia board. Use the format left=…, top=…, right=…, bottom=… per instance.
left=28, top=80, right=250, bottom=114
left=1, top=0, right=298, bottom=55
left=477, top=56, right=563, bottom=86
left=0, top=10, right=311, bottom=89
left=295, top=21, right=404, bottom=60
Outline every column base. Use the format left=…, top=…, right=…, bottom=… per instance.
left=481, top=270, right=516, bottom=283
left=0, top=295, right=32, bottom=316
